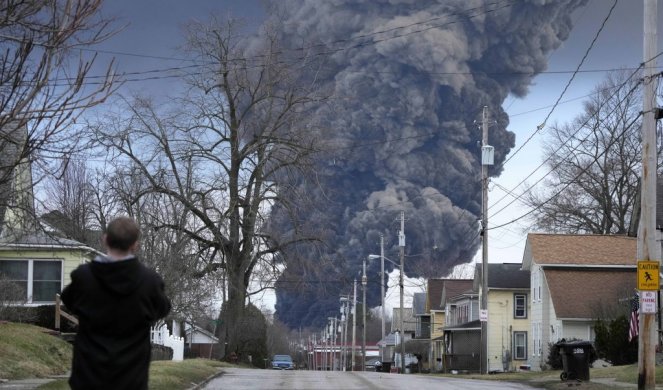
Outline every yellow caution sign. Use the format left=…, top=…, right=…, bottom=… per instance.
left=638, top=261, right=660, bottom=291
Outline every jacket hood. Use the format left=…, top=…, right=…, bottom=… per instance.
left=90, top=255, right=145, bottom=296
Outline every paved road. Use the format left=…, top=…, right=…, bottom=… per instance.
left=202, top=368, right=539, bottom=390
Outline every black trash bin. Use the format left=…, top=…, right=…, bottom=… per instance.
left=556, top=340, right=594, bottom=381
left=380, top=362, right=392, bottom=373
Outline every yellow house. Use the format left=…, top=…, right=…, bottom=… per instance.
left=0, top=127, right=97, bottom=306
left=0, top=236, right=97, bottom=305
left=475, top=263, right=530, bottom=372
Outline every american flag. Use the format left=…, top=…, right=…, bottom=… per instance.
left=628, top=293, right=639, bottom=342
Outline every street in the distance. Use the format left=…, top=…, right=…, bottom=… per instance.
left=202, top=368, right=538, bottom=390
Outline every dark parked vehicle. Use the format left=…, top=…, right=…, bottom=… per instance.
left=271, top=354, right=295, bottom=370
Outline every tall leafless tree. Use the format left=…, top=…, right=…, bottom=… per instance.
left=41, top=157, right=96, bottom=245
left=90, top=16, right=327, bottom=358
left=0, top=0, right=116, bottom=229
left=526, top=70, right=644, bottom=234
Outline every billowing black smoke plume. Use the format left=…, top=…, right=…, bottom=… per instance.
left=265, top=0, right=588, bottom=328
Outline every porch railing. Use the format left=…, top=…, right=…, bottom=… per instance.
left=55, top=293, right=78, bottom=330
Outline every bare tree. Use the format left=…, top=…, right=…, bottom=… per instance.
left=90, top=15, right=326, bottom=358
left=97, top=162, right=220, bottom=327
left=526, top=70, right=643, bottom=234
left=0, top=0, right=116, bottom=228
left=41, top=157, right=97, bottom=244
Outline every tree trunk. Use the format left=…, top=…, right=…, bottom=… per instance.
left=217, top=268, right=248, bottom=359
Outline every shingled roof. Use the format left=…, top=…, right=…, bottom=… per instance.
left=475, top=263, right=530, bottom=290
left=523, top=234, right=636, bottom=268
left=441, top=279, right=474, bottom=307
left=426, top=279, right=446, bottom=311
left=545, top=269, right=634, bottom=319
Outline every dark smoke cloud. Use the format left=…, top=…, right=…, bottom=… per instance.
left=266, top=0, right=588, bottom=328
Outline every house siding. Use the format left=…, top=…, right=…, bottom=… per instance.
left=562, top=321, right=593, bottom=341
left=487, top=290, right=530, bottom=372
left=0, top=247, right=91, bottom=303
left=430, top=310, right=445, bottom=372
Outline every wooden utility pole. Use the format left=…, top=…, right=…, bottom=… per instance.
left=352, top=278, right=357, bottom=371
left=638, top=1, right=659, bottom=389
left=380, top=234, right=385, bottom=344
left=480, top=106, right=491, bottom=374
left=399, top=211, right=406, bottom=373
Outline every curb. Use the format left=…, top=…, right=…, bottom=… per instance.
left=186, top=368, right=225, bottom=390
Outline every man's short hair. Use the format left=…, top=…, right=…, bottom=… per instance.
left=105, top=217, right=140, bottom=251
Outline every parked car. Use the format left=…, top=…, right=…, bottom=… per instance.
left=271, top=354, right=295, bottom=370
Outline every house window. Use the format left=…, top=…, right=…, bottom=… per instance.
left=514, top=294, right=527, bottom=318
left=0, top=260, right=28, bottom=298
left=513, top=331, right=527, bottom=360
left=33, top=261, right=62, bottom=302
left=0, top=260, right=62, bottom=303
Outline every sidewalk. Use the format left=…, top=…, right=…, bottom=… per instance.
left=0, top=374, right=67, bottom=390
left=591, top=377, right=663, bottom=389
left=0, top=378, right=57, bottom=390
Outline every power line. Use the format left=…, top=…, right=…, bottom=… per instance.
left=498, top=0, right=619, bottom=170
left=11, top=1, right=523, bottom=88
left=488, top=67, right=644, bottom=218
left=488, top=105, right=644, bottom=231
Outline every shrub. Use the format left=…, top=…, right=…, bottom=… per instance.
left=593, top=315, right=638, bottom=365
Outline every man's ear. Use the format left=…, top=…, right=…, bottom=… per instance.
left=129, top=241, right=140, bottom=254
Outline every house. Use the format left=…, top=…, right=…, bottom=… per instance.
left=0, top=128, right=96, bottom=307
left=427, top=278, right=473, bottom=372
left=413, top=292, right=430, bottom=340
left=522, top=233, right=636, bottom=370
left=172, top=321, right=220, bottom=358
left=442, top=286, right=480, bottom=372
left=385, top=307, right=416, bottom=370
left=411, top=292, right=431, bottom=370
left=474, top=263, right=530, bottom=372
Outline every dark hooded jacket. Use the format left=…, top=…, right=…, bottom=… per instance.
left=61, top=256, right=171, bottom=390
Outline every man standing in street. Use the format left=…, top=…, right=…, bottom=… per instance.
left=61, top=217, right=171, bottom=390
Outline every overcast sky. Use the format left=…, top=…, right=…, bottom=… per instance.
left=91, top=0, right=663, bottom=313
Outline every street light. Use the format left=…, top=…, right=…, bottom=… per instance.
left=368, top=253, right=404, bottom=373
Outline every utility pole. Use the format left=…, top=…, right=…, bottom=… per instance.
left=399, top=211, right=405, bottom=373
left=480, top=105, right=492, bottom=375
left=362, top=258, right=367, bottom=371
left=380, top=234, right=386, bottom=352
left=638, top=1, right=658, bottom=389
left=351, top=278, right=357, bottom=371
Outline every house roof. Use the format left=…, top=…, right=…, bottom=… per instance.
left=441, top=279, right=474, bottom=307
left=545, top=269, right=635, bottom=319
left=475, top=263, right=530, bottom=290
left=0, top=231, right=92, bottom=249
left=426, top=279, right=446, bottom=311
left=444, top=319, right=481, bottom=331
left=392, top=307, right=415, bottom=333
left=412, top=292, right=427, bottom=316
left=524, top=234, right=636, bottom=268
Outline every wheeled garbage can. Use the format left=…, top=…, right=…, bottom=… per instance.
left=557, top=340, right=593, bottom=381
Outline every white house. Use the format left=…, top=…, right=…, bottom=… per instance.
left=522, top=233, right=636, bottom=370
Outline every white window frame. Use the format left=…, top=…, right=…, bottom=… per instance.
left=0, top=259, right=63, bottom=304
left=514, top=293, right=527, bottom=319
left=513, top=331, right=527, bottom=360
